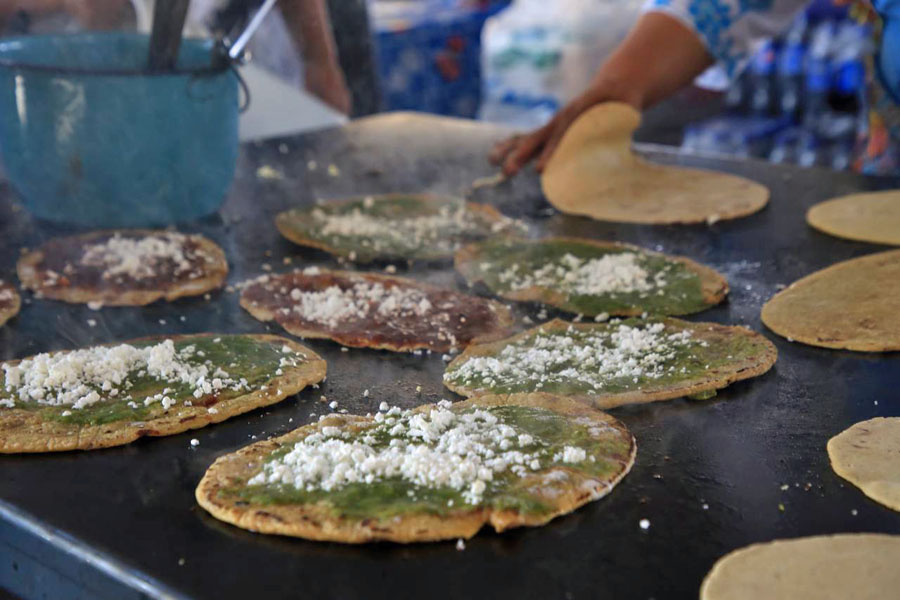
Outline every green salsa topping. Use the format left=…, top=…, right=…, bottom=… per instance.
left=465, top=238, right=713, bottom=316
left=223, top=404, right=631, bottom=520
left=444, top=319, right=764, bottom=397
left=278, top=195, right=518, bottom=261
left=1, top=335, right=300, bottom=426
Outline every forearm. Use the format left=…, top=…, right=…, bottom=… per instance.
left=279, top=0, right=340, bottom=64
left=583, top=12, right=714, bottom=110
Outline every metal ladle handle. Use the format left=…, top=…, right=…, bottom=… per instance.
left=228, top=0, right=278, bottom=61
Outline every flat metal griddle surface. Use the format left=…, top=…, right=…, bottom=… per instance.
left=1, top=112, right=899, bottom=599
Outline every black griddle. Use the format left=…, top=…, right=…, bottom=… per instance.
left=1, top=113, right=899, bottom=600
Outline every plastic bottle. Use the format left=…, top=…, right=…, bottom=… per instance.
left=749, top=40, right=778, bottom=115
left=776, top=14, right=807, bottom=119
left=802, top=22, right=834, bottom=140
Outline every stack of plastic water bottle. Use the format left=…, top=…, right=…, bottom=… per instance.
left=682, top=1, right=871, bottom=171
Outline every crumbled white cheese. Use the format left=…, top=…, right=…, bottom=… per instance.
left=1, top=339, right=251, bottom=410
left=80, top=232, right=214, bottom=282
left=248, top=401, right=591, bottom=505
left=308, top=200, right=522, bottom=256
left=491, top=252, right=670, bottom=298
left=190, top=438, right=200, bottom=447
left=445, top=322, right=696, bottom=393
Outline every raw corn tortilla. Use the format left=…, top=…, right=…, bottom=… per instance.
left=240, top=268, right=515, bottom=353
left=17, top=229, right=228, bottom=306
left=455, top=236, right=728, bottom=317
left=827, top=417, right=900, bottom=511
left=275, top=193, right=524, bottom=262
left=195, top=392, right=635, bottom=543
left=807, top=189, right=900, bottom=245
left=761, top=249, right=900, bottom=351
left=540, top=103, right=769, bottom=224
left=0, top=334, right=325, bottom=453
left=700, top=534, right=900, bottom=600
left=443, top=318, right=776, bottom=409
left=0, top=280, right=19, bottom=327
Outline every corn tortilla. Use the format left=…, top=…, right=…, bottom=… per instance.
left=807, top=190, right=900, bottom=245
left=541, top=103, right=769, bottom=225
left=827, top=417, right=900, bottom=511
left=761, top=250, right=900, bottom=352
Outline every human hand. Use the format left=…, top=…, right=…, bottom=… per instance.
left=489, top=84, right=639, bottom=176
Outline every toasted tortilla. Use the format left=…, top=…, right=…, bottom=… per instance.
left=444, top=318, right=776, bottom=409
left=455, top=236, right=728, bottom=317
left=761, top=250, right=900, bottom=352
left=17, top=229, right=228, bottom=306
left=0, top=280, right=20, bottom=327
left=275, top=194, right=523, bottom=262
left=541, top=103, right=769, bottom=224
left=0, top=334, right=325, bottom=453
left=807, top=190, right=900, bottom=245
left=700, top=534, right=900, bottom=600
left=240, top=269, right=515, bottom=353
left=196, top=392, right=635, bottom=543
left=828, top=417, right=900, bottom=511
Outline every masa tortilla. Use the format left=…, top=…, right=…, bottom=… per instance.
left=540, top=103, right=769, bottom=224
left=0, top=280, right=19, bottom=327
left=807, top=189, right=900, bottom=245
left=761, top=250, right=900, bottom=351
left=196, top=393, right=636, bottom=543
left=455, top=236, right=728, bottom=317
left=700, top=533, right=900, bottom=600
left=0, top=334, right=326, bottom=453
left=443, top=318, right=776, bottom=409
left=827, top=417, right=900, bottom=511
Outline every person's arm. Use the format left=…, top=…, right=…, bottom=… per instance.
left=491, top=12, right=713, bottom=175
left=279, top=0, right=351, bottom=115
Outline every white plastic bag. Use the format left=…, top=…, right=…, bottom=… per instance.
left=479, top=0, right=643, bottom=128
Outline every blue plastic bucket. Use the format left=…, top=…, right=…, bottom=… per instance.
left=0, top=32, right=239, bottom=227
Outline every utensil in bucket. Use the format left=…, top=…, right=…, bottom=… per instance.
left=0, top=2, right=275, bottom=228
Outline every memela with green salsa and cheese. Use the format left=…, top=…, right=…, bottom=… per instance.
left=196, top=393, right=635, bottom=543
left=275, top=193, right=525, bottom=263
left=0, top=334, right=325, bottom=453
left=443, top=319, right=776, bottom=409
left=455, top=237, right=728, bottom=317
